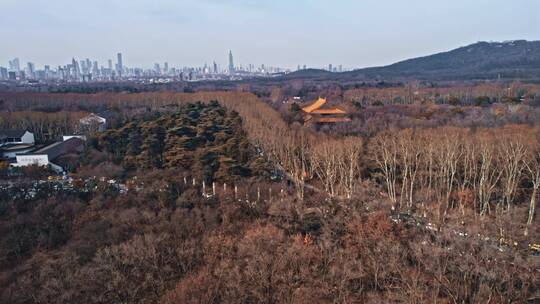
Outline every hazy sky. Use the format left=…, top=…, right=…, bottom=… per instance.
left=1, top=0, right=538, bottom=69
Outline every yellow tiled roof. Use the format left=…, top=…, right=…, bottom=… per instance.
left=302, top=97, right=327, bottom=113
left=311, top=108, right=347, bottom=114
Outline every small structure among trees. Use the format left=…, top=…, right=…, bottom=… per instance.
left=302, top=97, right=350, bottom=123
left=79, top=113, right=107, bottom=132
left=13, top=137, right=86, bottom=173
left=0, top=129, right=36, bottom=159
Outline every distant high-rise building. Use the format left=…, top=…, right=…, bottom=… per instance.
left=328, top=64, right=333, bottom=72
left=213, top=61, right=218, bottom=74
left=92, top=61, right=99, bottom=76
left=116, top=53, right=123, bottom=76
left=80, top=60, right=87, bottom=74
left=9, top=58, right=20, bottom=72
left=108, top=59, right=113, bottom=70
left=164, top=62, right=169, bottom=75
left=27, top=62, right=35, bottom=78
left=0, top=67, right=7, bottom=80
left=72, top=58, right=80, bottom=79
left=303, top=65, right=307, bottom=70
left=58, top=66, right=66, bottom=80
left=44, top=65, right=50, bottom=79
left=339, top=65, right=343, bottom=73
left=228, top=50, right=234, bottom=73
left=154, top=63, right=161, bottom=75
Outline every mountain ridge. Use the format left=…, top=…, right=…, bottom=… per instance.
left=284, top=40, right=540, bottom=81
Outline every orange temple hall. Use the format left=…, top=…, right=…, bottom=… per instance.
left=302, top=97, right=350, bottom=123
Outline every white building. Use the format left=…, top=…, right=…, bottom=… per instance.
left=0, top=129, right=35, bottom=147
left=0, top=129, right=36, bottom=159
left=13, top=137, right=85, bottom=173
left=1, top=144, right=36, bottom=159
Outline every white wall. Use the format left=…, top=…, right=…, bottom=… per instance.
left=14, top=154, right=49, bottom=167
left=21, top=131, right=35, bottom=144
left=63, top=135, right=86, bottom=141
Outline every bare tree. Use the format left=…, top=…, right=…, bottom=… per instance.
left=338, top=137, right=363, bottom=199
left=397, top=129, right=421, bottom=209
left=372, top=131, right=399, bottom=208
left=524, top=141, right=540, bottom=235
left=477, top=133, right=502, bottom=217
left=433, top=128, right=462, bottom=221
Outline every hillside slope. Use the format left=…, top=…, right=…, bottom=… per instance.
left=285, top=40, right=540, bottom=81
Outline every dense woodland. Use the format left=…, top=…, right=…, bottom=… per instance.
left=93, top=102, right=267, bottom=181
left=0, top=88, right=539, bottom=303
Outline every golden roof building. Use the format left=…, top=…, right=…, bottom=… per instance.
left=302, top=97, right=350, bottom=123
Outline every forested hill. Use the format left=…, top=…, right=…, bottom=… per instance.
left=95, top=101, right=268, bottom=182
left=284, top=40, right=540, bottom=81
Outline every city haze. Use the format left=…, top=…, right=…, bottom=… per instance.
left=1, top=0, right=539, bottom=69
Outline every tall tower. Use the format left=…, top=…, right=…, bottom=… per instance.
left=228, top=50, right=234, bottom=73
left=117, top=53, right=123, bottom=76
left=27, top=62, right=35, bottom=79
left=72, top=58, right=80, bottom=79
left=9, top=58, right=20, bottom=72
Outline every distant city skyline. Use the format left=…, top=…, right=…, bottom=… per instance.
left=0, top=50, right=300, bottom=83
left=1, top=50, right=349, bottom=73
left=0, top=0, right=538, bottom=69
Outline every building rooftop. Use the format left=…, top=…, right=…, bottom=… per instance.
left=24, top=137, right=85, bottom=161
left=0, top=129, right=28, bottom=139
left=302, top=97, right=347, bottom=114
left=80, top=113, right=106, bottom=124
left=0, top=143, right=35, bottom=151
left=302, top=97, right=328, bottom=113
left=301, top=97, right=349, bottom=124
left=311, top=108, right=347, bottom=115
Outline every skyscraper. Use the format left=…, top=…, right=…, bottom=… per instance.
left=116, top=53, right=123, bottom=76
left=92, top=61, right=99, bottom=76
left=213, top=61, right=218, bottom=74
left=85, top=58, right=91, bottom=74
left=80, top=60, right=87, bottom=75
left=228, top=51, right=234, bottom=74
left=72, top=58, right=80, bottom=79
left=9, top=58, right=20, bottom=72
left=44, top=65, right=50, bottom=79
left=26, top=62, right=35, bottom=78
left=108, top=59, right=113, bottom=70
left=0, top=67, right=8, bottom=80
